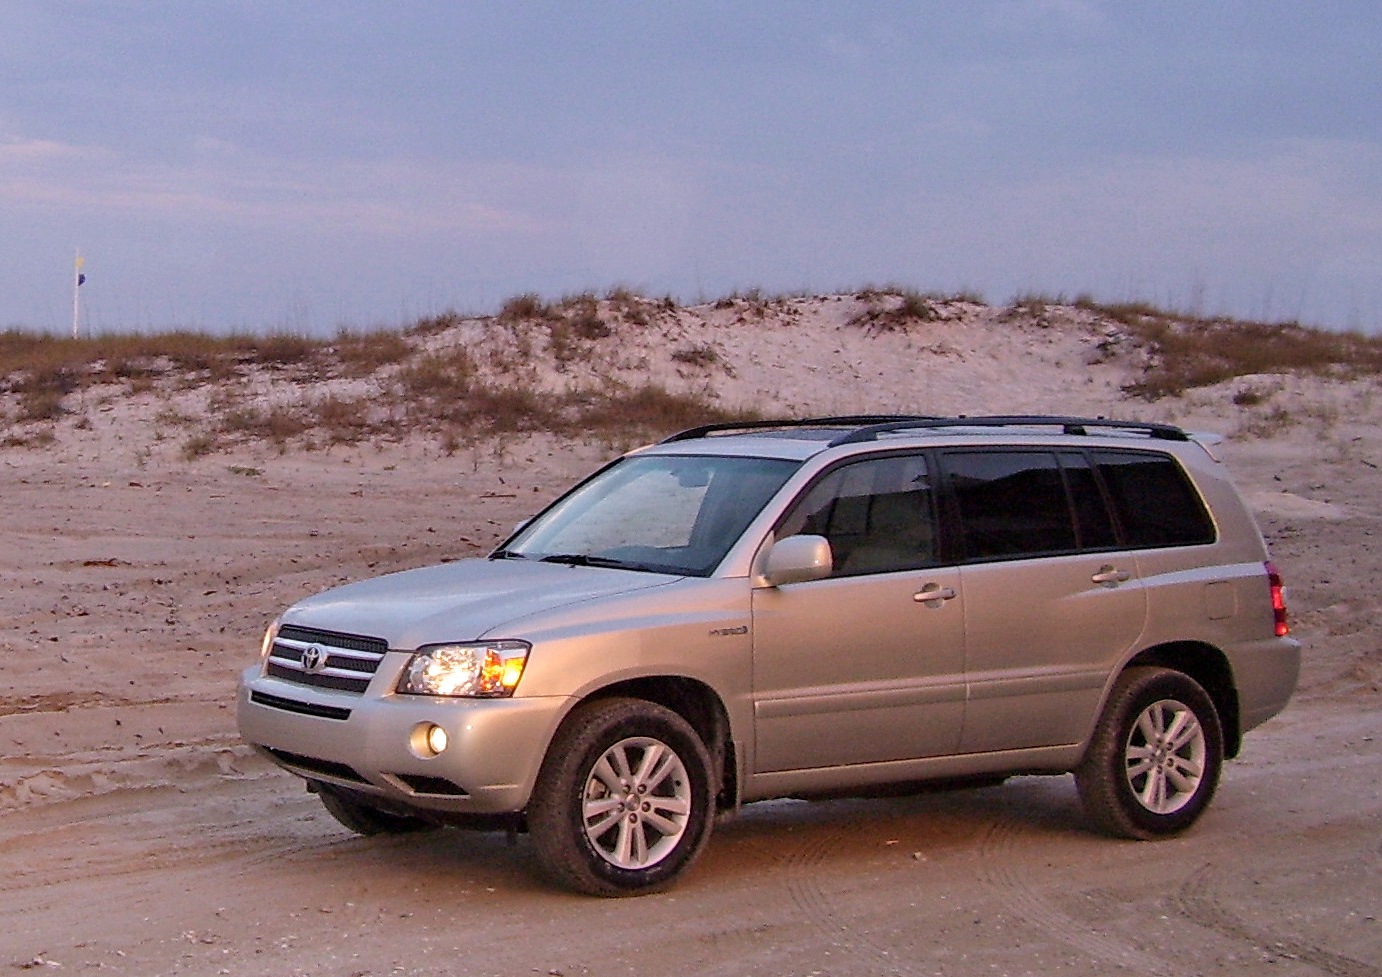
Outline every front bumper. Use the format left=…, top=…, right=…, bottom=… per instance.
left=236, top=664, right=572, bottom=815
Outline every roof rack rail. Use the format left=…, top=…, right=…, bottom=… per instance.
left=661, top=415, right=940, bottom=444
left=829, top=415, right=1191, bottom=446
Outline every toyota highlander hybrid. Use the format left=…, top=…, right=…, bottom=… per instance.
left=238, top=415, right=1300, bottom=896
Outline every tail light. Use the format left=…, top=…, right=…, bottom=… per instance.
left=1265, top=561, right=1290, bottom=637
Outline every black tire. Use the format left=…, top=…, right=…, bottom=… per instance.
left=317, top=785, right=433, bottom=836
left=527, top=697, right=717, bottom=897
left=1076, top=666, right=1224, bottom=840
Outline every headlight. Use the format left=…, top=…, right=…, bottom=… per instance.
left=259, top=618, right=282, bottom=662
left=397, top=641, right=531, bottom=698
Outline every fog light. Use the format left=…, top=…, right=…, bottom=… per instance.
left=427, top=724, right=449, bottom=755
left=410, top=722, right=449, bottom=758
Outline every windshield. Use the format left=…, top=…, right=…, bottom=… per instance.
left=500, top=453, right=799, bottom=576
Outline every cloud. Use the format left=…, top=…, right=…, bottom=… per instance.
left=0, top=135, right=557, bottom=236
left=0, top=135, right=90, bottom=163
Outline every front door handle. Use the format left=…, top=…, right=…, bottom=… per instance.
left=914, top=583, right=958, bottom=608
left=1091, top=565, right=1132, bottom=587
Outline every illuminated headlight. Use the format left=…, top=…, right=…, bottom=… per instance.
left=259, top=618, right=282, bottom=662
left=397, top=641, right=531, bottom=698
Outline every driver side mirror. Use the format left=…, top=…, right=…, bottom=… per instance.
left=763, top=534, right=833, bottom=586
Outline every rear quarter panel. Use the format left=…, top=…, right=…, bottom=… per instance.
left=1123, top=446, right=1300, bottom=736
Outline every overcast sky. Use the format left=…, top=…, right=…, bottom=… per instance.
left=3, top=1, right=1379, bottom=336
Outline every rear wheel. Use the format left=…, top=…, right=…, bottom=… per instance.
left=317, top=784, right=433, bottom=836
left=1076, top=666, right=1224, bottom=839
left=528, top=697, right=716, bottom=896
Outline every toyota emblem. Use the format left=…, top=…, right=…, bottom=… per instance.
left=301, top=644, right=329, bottom=674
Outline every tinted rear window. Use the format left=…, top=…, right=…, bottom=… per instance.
left=942, top=451, right=1077, bottom=559
left=1093, top=450, right=1215, bottom=547
left=1060, top=451, right=1119, bottom=550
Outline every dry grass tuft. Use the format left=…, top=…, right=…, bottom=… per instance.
left=671, top=343, right=721, bottom=368
left=219, top=403, right=314, bottom=445
left=333, top=329, right=413, bottom=376
left=405, top=311, right=466, bottom=336
left=849, top=288, right=941, bottom=332
left=313, top=393, right=377, bottom=444
left=1080, top=301, right=1382, bottom=399
left=566, top=384, right=751, bottom=436
left=396, top=349, right=477, bottom=404
left=497, top=293, right=554, bottom=324
left=180, top=432, right=218, bottom=460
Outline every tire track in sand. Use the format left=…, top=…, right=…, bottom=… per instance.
left=776, top=816, right=929, bottom=977
left=972, top=813, right=1187, bottom=977
left=1177, top=862, right=1381, bottom=977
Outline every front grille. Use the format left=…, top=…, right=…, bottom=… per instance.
left=267, top=625, right=388, bottom=694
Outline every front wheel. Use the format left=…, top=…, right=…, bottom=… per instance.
left=1076, top=666, right=1224, bottom=839
left=527, top=697, right=716, bottom=896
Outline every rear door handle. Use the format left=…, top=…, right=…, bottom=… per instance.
left=1091, top=565, right=1132, bottom=587
left=914, top=583, right=958, bottom=607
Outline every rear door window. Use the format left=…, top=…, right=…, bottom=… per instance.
left=940, top=451, right=1076, bottom=560
left=1059, top=451, right=1119, bottom=550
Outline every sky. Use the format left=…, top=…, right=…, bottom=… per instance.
left=2, top=1, right=1379, bottom=336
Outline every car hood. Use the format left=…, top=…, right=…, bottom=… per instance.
left=280, top=557, right=680, bottom=650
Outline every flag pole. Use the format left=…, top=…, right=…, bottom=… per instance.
left=72, top=250, right=85, bottom=339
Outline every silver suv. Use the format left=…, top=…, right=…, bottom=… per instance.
left=237, top=416, right=1300, bottom=896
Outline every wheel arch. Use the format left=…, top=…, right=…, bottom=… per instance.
left=1124, top=642, right=1242, bottom=757
left=580, top=676, right=739, bottom=811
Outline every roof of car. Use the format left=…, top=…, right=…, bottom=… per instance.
left=663, top=415, right=1192, bottom=446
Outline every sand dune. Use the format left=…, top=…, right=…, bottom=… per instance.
left=0, top=295, right=1377, bottom=975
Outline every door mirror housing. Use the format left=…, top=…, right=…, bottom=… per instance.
left=763, top=534, right=833, bottom=586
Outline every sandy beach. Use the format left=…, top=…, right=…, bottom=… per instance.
left=1, top=296, right=1378, bottom=976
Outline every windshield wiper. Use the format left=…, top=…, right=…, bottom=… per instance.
left=538, top=553, right=635, bottom=569
left=488, top=549, right=529, bottom=561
